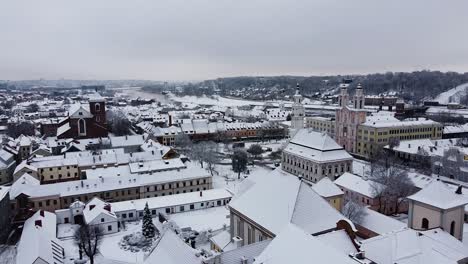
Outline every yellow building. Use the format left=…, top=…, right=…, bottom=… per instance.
left=356, top=116, right=443, bottom=158
left=305, top=116, right=336, bottom=138
left=312, top=177, right=344, bottom=211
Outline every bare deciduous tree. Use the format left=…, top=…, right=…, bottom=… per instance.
left=204, top=141, right=220, bottom=176
left=107, top=110, right=132, bottom=136
left=232, top=149, right=248, bottom=179
left=173, top=133, right=193, bottom=155
left=342, top=200, right=367, bottom=224
left=369, top=163, right=415, bottom=214
left=436, top=147, right=465, bottom=181
left=74, top=224, right=103, bottom=264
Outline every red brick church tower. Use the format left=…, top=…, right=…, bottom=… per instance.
left=56, top=95, right=108, bottom=139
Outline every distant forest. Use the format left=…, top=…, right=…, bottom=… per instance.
left=145, top=71, right=468, bottom=103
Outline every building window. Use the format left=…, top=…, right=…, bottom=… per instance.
left=180, top=206, right=184, bottom=212
left=166, top=208, right=170, bottom=214
left=78, top=118, right=86, bottom=135
left=95, top=104, right=101, bottom=112
left=108, top=225, right=112, bottom=231
left=450, top=221, right=456, bottom=236
left=190, top=204, right=194, bottom=210
left=101, top=218, right=105, bottom=222
left=421, top=218, right=429, bottom=229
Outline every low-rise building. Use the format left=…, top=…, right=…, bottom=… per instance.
left=305, top=116, right=335, bottom=138
left=361, top=227, right=468, bottom=264
left=334, top=172, right=382, bottom=212
left=0, top=149, right=16, bottom=184
left=0, top=186, right=10, bottom=243
left=16, top=210, right=65, bottom=264
left=229, top=169, right=350, bottom=246
left=10, top=164, right=213, bottom=222
left=356, top=115, right=443, bottom=158
left=312, top=177, right=344, bottom=211
left=282, top=129, right=353, bottom=183
left=13, top=145, right=176, bottom=184
left=407, top=179, right=468, bottom=240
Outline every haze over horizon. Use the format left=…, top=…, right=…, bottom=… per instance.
left=1, top=0, right=468, bottom=81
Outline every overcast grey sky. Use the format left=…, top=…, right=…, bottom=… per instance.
left=1, top=0, right=467, bottom=81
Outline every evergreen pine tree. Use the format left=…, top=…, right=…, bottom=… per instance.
left=142, top=202, right=157, bottom=238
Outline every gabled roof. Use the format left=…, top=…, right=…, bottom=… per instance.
left=16, top=210, right=64, bottom=264
left=359, top=207, right=406, bottom=235
left=253, top=224, right=356, bottom=264
left=68, top=103, right=92, bottom=118
left=361, top=228, right=468, bottom=264
left=110, top=134, right=147, bottom=148
left=316, top=229, right=358, bottom=256
left=407, top=179, right=468, bottom=209
left=10, top=173, right=40, bottom=199
left=144, top=229, right=201, bottom=264
left=312, top=177, right=344, bottom=198
left=229, top=169, right=349, bottom=236
left=83, top=197, right=116, bottom=224
left=334, top=172, right=382, bottom=199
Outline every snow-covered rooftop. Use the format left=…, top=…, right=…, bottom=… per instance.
left=407, top=179, right=468, bottom=209
left=230, top=169, right=349, bottom=235
left=144, top=229, right=201, bottom=264
left=284, top=129, right=352, bottom=163
left=16, top=210, right=64, bottom=264
left=361, top=227, right=468, bottom=264
left=312, top=177, right=344, bottom=198
left=334, top=172, right=381, bottom=199
left=111, top=188, right=232, bottom=213
left=254, top=224, right=357, bottom=264
left=359, top=207, right=406, bottom=235
left=11, top=163, right=210, bottom=200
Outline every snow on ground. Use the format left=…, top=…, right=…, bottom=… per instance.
left=62, top=220, right=151, bottom=264
left=169, top=94, right=264, bottom=107
left=169, top=93, right=331, bottom=109
left=352, top=158, right=369, bottom=176
left=435, top=82, right=468, bottom=104
left=212, top=164, right=271, bottom=194
left=98, top=221, right=148, bottom=263
left=58, top=223, right=80, bottom=238
left=167, top=206, right=230, bottom=232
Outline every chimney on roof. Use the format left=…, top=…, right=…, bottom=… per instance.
left=240, top=256, right=248, bottom=264
left=35, top=220, right=42, bottom=227
left=200, top=191, right=203, bottom=197
left=355, top=251, right=366, bottom=260
left=40, top=210, right=45, bottom=217
left=456, top=185, right=463, bottom=195
left=152, top=150, right=154, bottom=155
left=130, top=152, right=133, bottom=157
left=125, top=135, right=128, bottom=140
left=160, top=150, right=163, bottom=155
